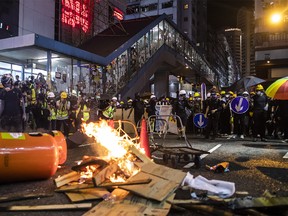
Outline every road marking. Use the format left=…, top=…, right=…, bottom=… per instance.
left=152, top=155, right=163, bottom=160
left=283, top=152, right=288, bottom=159
left=183, top=144, right=222, bottom=169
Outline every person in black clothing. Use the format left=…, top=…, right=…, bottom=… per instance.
left=272, top=100, right=288, bottom=142
left=172, top=90, right=190, bottom=139
left=132, top=93, right=145, bottom=127
left=251, top=84, right=269, bottom=142
left=0, top=74, right=25, bottom=132
left=204, top=91, right=222, bottom=140
left=146, top=94, right=157, bottom=117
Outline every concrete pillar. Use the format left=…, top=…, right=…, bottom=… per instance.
left=154, top=70, right=169, bottom=98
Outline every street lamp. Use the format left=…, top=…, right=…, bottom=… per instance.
left=270, top=12, right=282, bottom=24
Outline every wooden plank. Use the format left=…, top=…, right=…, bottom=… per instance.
left=0, top=203, right=92, bottom=211
left=92, top=163, right=118, bottom=186
left=129, top=145, right=152, bottom=164
left=99, top=178, right=152, bottom=187
left=83, top=188, right=174, bottom=216
left=0, top=193, right=53, bottom=203
left=54, top=171, right=81, bottom=188
left=140, top=162, right=186, bottom=185
left=65, top=188, right=109, bottom=202
left=117, top=162, right=186, bottom=202
left=120, top=171, right=179, bottom=202
left=55, top=184, right=94, bottom=192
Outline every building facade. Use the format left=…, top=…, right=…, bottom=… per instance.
left=0, top=0, right=125, bottom=94
left=125, top=0, right=207, bottom=50
left=237, top=7, right=255, bottom=77
left=254, top=0, right=288, bottom=80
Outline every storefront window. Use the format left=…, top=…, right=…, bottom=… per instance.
left=0, top=62, right=11, bottom=70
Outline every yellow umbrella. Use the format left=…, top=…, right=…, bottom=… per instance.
left=266, top=76, right=288, bottom=100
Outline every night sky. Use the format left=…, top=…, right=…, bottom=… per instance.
left=207, top=0, right=254, bottom=29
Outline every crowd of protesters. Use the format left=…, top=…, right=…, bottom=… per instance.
left=142, top=85, right=288, bottom=143
left=0, top=73, right=287, bottom=143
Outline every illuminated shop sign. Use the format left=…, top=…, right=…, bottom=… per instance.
left=61, top=0, right=93, bottom=33
left=113, top=7, right=124, bottom=21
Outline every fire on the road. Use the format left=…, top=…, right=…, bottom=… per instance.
left=81, top=120, right=142, bottom=182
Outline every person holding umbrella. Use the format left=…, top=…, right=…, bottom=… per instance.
left=265, top=76, right=288, bottom=142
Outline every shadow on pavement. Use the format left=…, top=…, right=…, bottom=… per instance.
left=256, top=167, right=288, bottom=183
left=242, top=143, right=288, bottom=149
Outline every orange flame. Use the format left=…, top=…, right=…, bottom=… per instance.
left=83, top=120, right=128, bottom=159
left=82, top=120, right=140, bottom=182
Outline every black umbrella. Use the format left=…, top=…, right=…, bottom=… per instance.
left=231, top=76, right=265, bottom=91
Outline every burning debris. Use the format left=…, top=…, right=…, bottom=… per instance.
left=76, top=120, right=145, bottom=184
left=54, top=120, right=153, bottom=196
left=52, top=119, right=186, bottom=215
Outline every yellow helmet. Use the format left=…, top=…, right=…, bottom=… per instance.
left=60, top=91, right=68, bottom=99
left=256, top=84, right=264, bottom=91
left=194, top=92, right=200, bottom=97
left=189, top=97, right=193, bottom=101
left=228, top=91, right=234, bottom=95
left=220, top=91, right=226, bottom=95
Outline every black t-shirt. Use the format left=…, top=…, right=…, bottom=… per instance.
left=0, top=88, right=23, bottom=116
left=253, top=94, right=268, bottom=111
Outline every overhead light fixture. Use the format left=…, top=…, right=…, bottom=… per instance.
left=37, top=57, right=60, bottom=63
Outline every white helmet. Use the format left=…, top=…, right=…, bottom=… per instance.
left=112, top=97, right=117, bottom=101
left=47, top=92, right=55, bottom=98
left=150, top=94, right=156, bottom=99
left=179, top=90, right=186, bottom=95
left=243, top=91, right=249, bottom=96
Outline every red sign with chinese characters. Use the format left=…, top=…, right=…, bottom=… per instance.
left=113, top=7, right=124, bottom=21
left=61, top=0, right=93, bottom=33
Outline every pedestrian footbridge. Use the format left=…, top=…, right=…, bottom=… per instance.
left=80, top=14, right=217, bottom=99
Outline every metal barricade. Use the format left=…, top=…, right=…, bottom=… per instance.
left=147, top=114, right=192, bottom=149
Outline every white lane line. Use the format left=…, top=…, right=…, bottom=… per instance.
left=152, top=155, right=163, bottom=160
left=183, top=144, right=222, bottom=169
left=283, top=152, right=288, bottom=159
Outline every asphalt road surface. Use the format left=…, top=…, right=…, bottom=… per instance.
left=0, top=133, right=288, bottom=216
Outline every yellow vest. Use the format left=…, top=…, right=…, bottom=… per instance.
left=102, top=106, right=115, bottom=119
left=56, top=101, right=69, bottom=120
left=76, top=104, right=90, bottom=122
left=49, top=108, right=56, bottom=120
left=30, top=88, right=36, bottom=105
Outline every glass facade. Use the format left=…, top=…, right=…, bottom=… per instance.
left=0, top=53, right=103, bottom=95
left=0, top=19, right=214, bottom=97
left=105, top=20, right=214, bottom=97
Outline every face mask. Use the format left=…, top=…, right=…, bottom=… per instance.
left=256, top=91, right=262, bottom=95
left=225, top=95, right=230, bottom=98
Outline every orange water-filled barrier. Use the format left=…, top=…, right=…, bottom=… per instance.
left=50, top=130, right=67, bottom=165
left=0, top=131, right=67, bottom=183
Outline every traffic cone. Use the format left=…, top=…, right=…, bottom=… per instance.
left=140, top=117, right=151, bottom=158
left=108, top=119, right=114, bottom=129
